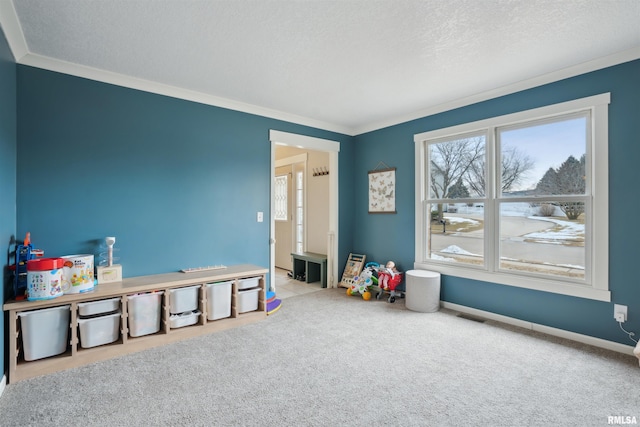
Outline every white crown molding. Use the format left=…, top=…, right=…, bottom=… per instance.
left=353, top=46, right=640, bottom=136
left=3, top=2, right=638, bottom=137
left=18, top=53, right=353, bottom=136
left=0, top=0, right=28, bottom=61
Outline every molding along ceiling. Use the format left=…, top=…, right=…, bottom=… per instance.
left=1, top=1, right=639, bottom=136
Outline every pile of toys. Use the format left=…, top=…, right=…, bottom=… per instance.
left=346, top=260, right=405, bottom=303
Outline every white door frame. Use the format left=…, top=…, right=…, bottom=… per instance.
left=269, top=130, right=340, bottom=291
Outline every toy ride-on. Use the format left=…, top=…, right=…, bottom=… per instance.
left=376, top=261, right=404, bottom=303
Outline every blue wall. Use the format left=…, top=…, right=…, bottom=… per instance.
left=4, top=40, right=638, bottom=388
left=0, top=28, right=17, bottom=381
left=353, top=59, right=640, bottom=345
left=16, top=66, right=354, bottom=279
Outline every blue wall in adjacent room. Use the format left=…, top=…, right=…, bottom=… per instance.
left=353, top=59, right=640, bottom=345
left=0, top=27, right=17, bottom=382
left=16, top=66, right=354, bottom=279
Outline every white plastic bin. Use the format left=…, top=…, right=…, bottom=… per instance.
left=168, top=285, right=199, bottom=314
left=18, top=305, right=70, bottom=361
left=169, top=310, right=201, bottom=329
left=237, top=276, right=260, bottom=290
left=78, top=311, right=121, bottom=348
left=128, top=291, right=163, bottom=337
left=237, top=287, right=260, bottom=313
left=205, top=281, right=232, bottom=320
left=78, top=297, right=120, bottom=317
left=405, top=270, right=441, bottom=313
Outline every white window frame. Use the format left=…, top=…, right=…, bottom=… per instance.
left=414, top=93, right=610, bottom=302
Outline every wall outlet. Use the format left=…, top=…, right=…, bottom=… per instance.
left=257, top=211, right=263, bottom=222
left=614, top=304, right=627, bottom=322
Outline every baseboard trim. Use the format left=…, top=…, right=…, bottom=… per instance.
left=441, top=301, right=636, bottom=356
left=0, top=374, right=6, bottom=399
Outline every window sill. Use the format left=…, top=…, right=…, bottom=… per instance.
left=413, top=261, right=611, bottom=302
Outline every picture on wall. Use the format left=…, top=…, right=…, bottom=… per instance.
left=368, top=166, right=396, bottom=213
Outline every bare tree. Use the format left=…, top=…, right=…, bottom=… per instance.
left=466, top=146, right=535, bottom=195
left=501, top=146, right=535, bottom=192
left=429, top=136, right=484, bottom=220
left=430, top=136, right=484, bottom=199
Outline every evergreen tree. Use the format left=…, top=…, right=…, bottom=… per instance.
left=535, top=167, right=559, bottom=195
left=448, top=178, right=470, bottom=199
left=534, top=154, right=585, bottom=220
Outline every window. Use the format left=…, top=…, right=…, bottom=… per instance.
left=274, top=174, right=288, bottom=221
left=295, top=170, right=304, bottom=254
left=414, top=94, right=610, bottom=301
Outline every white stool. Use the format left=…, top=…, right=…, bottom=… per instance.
left=405, top=270, right=441, bottom=312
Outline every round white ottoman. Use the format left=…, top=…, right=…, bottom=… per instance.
left=405, top=270, right=441, bottom=312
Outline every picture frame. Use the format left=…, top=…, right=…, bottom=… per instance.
left=368, top=166, right=396, bottom=213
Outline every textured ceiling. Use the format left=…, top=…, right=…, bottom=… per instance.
left=4, top=0, right=640, bottom=135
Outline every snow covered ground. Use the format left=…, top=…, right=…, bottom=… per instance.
left=433, top=203, right=585, bottom=271
left=443, top=202, right=584, bottom=244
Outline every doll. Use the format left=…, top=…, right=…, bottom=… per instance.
left=378, top=261, right=400, bottom=291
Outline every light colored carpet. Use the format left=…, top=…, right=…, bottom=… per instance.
left=0, top=288, right=638, bottom=426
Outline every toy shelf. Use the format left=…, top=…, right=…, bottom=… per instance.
left=3, top=264, right=267, bottom=384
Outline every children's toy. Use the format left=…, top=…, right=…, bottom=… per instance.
left=13, top=232, right=44, bottom=300
left=340, top=253, right=366, bottom=289
left=346, top=266, right=375, bottom=300
left=97, top=236, right=122, bottom=284
left=376, top=261, right=404, bottom=303
left=266, top=290, right=282, bottom=315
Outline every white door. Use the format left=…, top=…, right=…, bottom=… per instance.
left=274, top=165, right=293, bottom=270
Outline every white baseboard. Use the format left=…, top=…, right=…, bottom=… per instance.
left=0, top=374, right=6, bottom=399
left=441, top=301, right=636, bottom=356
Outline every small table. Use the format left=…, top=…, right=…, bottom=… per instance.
left=291, top=252, right=327, bottom=288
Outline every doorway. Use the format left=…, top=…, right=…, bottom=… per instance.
left=269, top=130, right=339, bottom=293
left=274, top=156, right=306, bottom=271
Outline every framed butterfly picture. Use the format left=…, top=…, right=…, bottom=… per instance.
left=368, top=166, right=396, bottom=213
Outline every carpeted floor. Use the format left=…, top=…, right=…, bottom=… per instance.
left=0, top=288, right=638, bottom=426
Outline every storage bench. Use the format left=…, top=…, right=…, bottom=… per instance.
left=3, top=264, right=267, bottom=384
left=291, top=252, right=327, bottom=288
